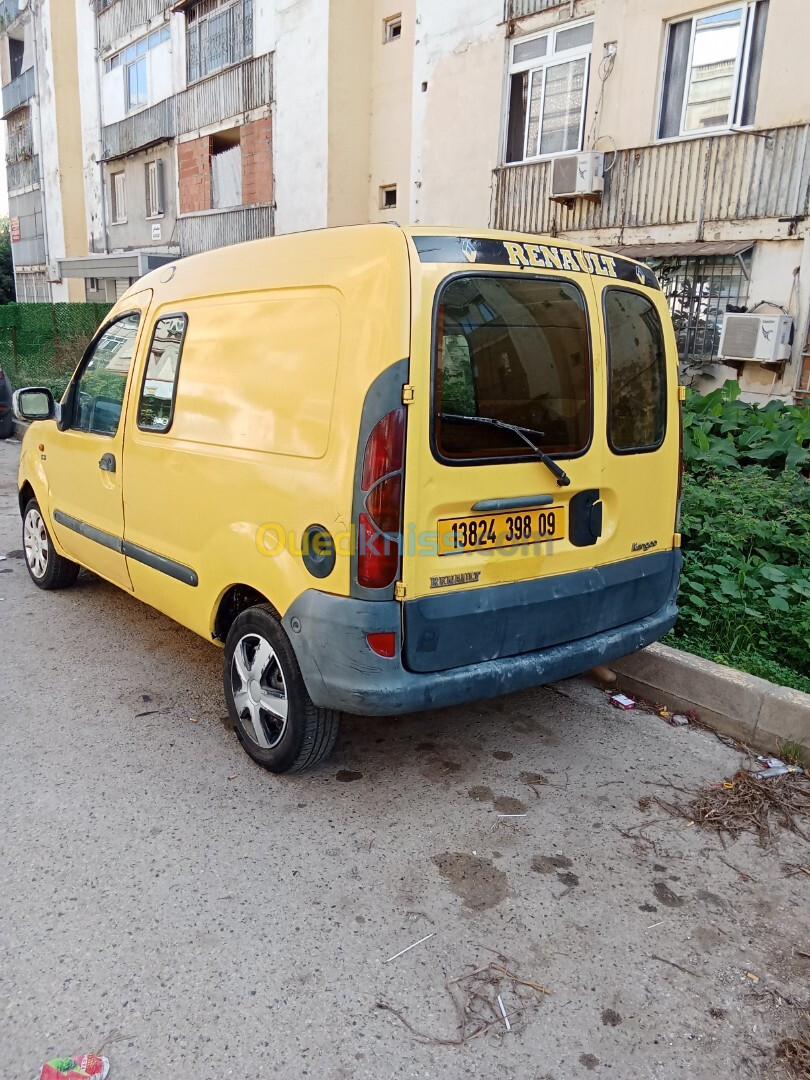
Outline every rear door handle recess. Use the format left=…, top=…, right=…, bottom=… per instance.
left=473, top=495, right=555, bottom=513
left=99, top=453, right=116, bottom=473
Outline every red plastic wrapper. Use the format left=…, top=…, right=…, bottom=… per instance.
left=37, top=1054, right=109, bottom=1080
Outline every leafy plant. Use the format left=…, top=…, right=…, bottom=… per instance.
left=682, top=380, right=810, bottom=474
left=670, top=382, right=810, bottom=689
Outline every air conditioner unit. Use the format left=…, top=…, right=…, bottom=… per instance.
left=719, top=313, right=794, bottom=363
left=550, top=151, right=605, bottom=201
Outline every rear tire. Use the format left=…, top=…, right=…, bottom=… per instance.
left=0, top=411, right=13, bottom=439
left=223, top=603, right=340, bottom=774
left=22, top=499, right=80, bottom=590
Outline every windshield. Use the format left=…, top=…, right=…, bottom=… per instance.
left=433, top=274, right=591, bottom=462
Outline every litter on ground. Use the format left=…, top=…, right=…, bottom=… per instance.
left=37, top=1055, right=109, bottom=1080
left=654, top=768, right=810, bottom=847
left=378, top=961, right=552, bottom=1045
left=383, top=932, right=436, bottom=964
left=609, top=693, right=636, bottom=710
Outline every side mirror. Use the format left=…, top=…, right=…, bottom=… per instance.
left=13, top=387, right=57, bottom=423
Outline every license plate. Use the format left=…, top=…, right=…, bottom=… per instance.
left=438, top=507, right=566, bottom=556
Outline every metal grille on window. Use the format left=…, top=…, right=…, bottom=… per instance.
left=186, top=0, right=254, bottom=83
left=647, top=253, right=751, bottom=379
left=7, top=112, right=32, bottom=163
left=16, top=272, right=51, bottom=304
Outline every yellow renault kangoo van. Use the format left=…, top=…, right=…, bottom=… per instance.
left=14, top=225, right=682, bottom=773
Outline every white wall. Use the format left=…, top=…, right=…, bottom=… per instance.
left=100, top=65, right=126, bottom=125
left=75, top=0, right=105, bottom=255
left=410, top=0, right=503, bottom=227
left=272, top=0, right=330, bottom=234
left=33, top=0, right=67, bottom=298
left=253, top=0, right=276, bottom=57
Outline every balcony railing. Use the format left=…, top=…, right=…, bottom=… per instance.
left=178, top=203, right=274, bottom=257
left=7, top=153, right=39, bottom=191
left=96, top=0, right=173, bottom=52
left=102, top=96, right=176, bottom=160
left=2, top=67, right=35, bottom=118
left=505, top=0, right=569, bottom=19
left=492, top=125, right=810, bottom=236
left=177, top=52, right=273, bottom=134
left=0, top=0, right=22, bottom=28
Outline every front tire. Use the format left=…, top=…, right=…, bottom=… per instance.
left=22, top=499, right=80, bottom=590
left=223, top=604, right=340, bottom=774
left=0, top=411, right=13, bottom=439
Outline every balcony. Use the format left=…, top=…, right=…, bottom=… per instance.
left=505, top=0, right=569, bottom=19
left=102, top=96, right=176, bottom=160
left=177, top=53, right=273, bottom=134
left=2, top=66, right=35, bottom=118
left=96, top=0, right=174, bottom=52
left=0, top=0, right=22, bottom=28
left=492, top=125, right=810, bottom=236
left=7, top=153, right=39, bottom=191
left=177, top=203, right=274, bottom=257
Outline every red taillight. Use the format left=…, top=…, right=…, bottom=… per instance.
left=366, top=631, right=396, bottom=658
left=358, top=407, right=405, bottom=590
left=366, top=474, right=402, bottom=535
left=360, top=408, right=404, bottom=488
left=358, top=513, right=400, bottom=589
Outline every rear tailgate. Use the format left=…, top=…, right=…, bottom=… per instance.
left=399, top=233, right=680, bottom=674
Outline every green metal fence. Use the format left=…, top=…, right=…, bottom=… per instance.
left=0, top=303, right=112, bottom=397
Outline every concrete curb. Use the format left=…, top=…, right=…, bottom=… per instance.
left=612, top=643, right=810, bottom=761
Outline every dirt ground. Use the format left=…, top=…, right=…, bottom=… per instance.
left=0, top=435, right=808, bottom=1079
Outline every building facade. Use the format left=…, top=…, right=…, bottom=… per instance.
left=1, top=0, right=808, bottom=400
left=0, top=0, right=89, bottom=302
left=400, top=0, right=810, bottom=403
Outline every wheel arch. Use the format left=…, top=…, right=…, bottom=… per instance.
left=212, top=583, right=281, bottom=643
left=18, top=480, right=35, bottom=517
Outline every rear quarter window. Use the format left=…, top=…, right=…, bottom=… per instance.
left=604, top=289, right=667, bottom=453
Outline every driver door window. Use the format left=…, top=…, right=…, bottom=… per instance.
left=73, top=313, right=141, bottom=436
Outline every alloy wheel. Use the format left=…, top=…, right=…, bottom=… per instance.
left=230, top=633, right=289, bottom=749
left=24, top=507, right=49, bottom=580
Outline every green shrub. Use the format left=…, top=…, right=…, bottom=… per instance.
left=683, top=379, right=810, bottom=474
left=669, top=382, right=810, bottom=693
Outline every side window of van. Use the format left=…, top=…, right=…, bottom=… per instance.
left=73, top=312, right=141, bottom=436
left=604, top=290, right=667, bottom=453
left=137, top=314, right=188, bottom=433
left=434, top=275, right=591, bottom=461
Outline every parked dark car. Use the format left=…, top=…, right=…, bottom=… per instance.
left=0, top=363, right=13, bottom=439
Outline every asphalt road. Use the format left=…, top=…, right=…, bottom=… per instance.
left=1, top=434, right=808, bottom=1079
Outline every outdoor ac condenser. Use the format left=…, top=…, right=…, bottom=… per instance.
left=718, top=313, right=794, bottom=363
left=550, top=151, right=605, bottom=200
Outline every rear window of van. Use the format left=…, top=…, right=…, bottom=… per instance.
left=433, top=275, right=591, bottom=463
left=604, top=289, right=667, bottom=453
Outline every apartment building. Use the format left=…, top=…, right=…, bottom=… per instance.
left=403, top=0, right=810, bottom=402
left=1, top=0, right=808, bottom=399
left=0, top=0, right=88, bottom=302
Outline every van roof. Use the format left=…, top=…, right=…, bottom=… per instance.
left=122, top=224, right=655, bottom=307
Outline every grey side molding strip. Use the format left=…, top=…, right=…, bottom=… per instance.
left=53, top=509, right=198, bottom=587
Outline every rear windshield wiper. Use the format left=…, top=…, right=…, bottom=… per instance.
left=439, top=413, right=571, bottom=488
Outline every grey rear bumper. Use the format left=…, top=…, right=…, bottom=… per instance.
left=283, top=553, right=680, bottom=716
